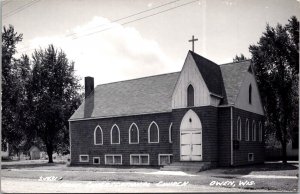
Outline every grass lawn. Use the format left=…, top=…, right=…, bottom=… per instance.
left=1, top=160, right=298, bottom=192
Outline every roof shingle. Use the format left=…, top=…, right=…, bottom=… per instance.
left=70, top=72, right=180, bottom=120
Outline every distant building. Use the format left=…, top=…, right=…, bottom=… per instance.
left=29, top=146, right=40, bottom=160
left=1, top=143, right=9, bottom=159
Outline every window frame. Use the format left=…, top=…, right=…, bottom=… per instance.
left=237, top=117, right=242, bottom=141
left=105, top=154, right=122, bottom=165
left=169, top=123, right=173, bottom=143
left=259, top=122, right=263, bottom=142
left=148, top=121, right=159, bottom=143
left=249, top=84, right=252, bottom=104
left=93, top=157, right=100, bottom=164
left=79, top=155, right=89, bottom=162
left=158, top=154, right=173, bottom=165
left=128, top=123, right=139, bottom=144
left=187, top=84, right=195, bottom=107
left=130, top=154, right=150, bottom=165
left=248, top=153, right=254, bottom=162
left=110, top=124, right=120, bottom=144
left=245, top=119, right=250, bottom=141
left=252, top=120, right=256, bottom=141
left=94, top=125, right=103, bottom=145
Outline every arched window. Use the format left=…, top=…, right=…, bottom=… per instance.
left=111, top=124, right=120, bottom=144
left=259, top=122, right=263, bottom=142
left=252, top=121, right=256, bottom=141
left=245, top=119, right=249, bottom=141
left=187, top=84, right=194, bottom=107
left=94, top=125, right=103, bottom=145
left=129, top=123, right=139, bottom=144
left=237, top=117, right=242, bottom=141
left=148, top=121, right=159, bottom=143
left=169, top=123, right=173, bottom=143
left=249, top=84, right=252, bottom=104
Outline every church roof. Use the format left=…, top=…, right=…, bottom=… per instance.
left=69, top=72, right=180, bottom=120
left=189, top=51, right=224, bottom=97
left=220, top=60, right=252, bottom=104
left=69, top=52, right=252, bottom=120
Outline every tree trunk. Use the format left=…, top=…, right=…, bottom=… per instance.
left=46, top=144, right=53, bottom=163
left=282, top=139, right=287, bottom=164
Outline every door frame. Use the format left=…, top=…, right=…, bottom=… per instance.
left=179, top=109, right=203, bottom=161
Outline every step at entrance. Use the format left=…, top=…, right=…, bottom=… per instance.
left=160, top=162, right=211, bottom=172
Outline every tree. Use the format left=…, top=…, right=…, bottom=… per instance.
left=1, top=25, right=30, bottom=155
left=249, top=16, right=299, bottom=163
left=30, top=45, right=81, bottom=163
left=233, top=54, right=247, bottom=62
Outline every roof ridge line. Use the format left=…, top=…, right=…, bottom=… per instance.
left=189, top=50, right=219, bottom=66
left=220, top=59, right=251, bottom=66
left=96, top=71, right=180, bottom=87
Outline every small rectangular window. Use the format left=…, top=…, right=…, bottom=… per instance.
left=130, top=154, right=149, bottom=165
left=159, top=154, right=173, bottom=165
left=105, top=155, right=122, bottom=165
left=93, top=157, right=100, bottom=164
left=248, top=153, right=254, bottom=162
left=79, top=155, right=89, bottom=162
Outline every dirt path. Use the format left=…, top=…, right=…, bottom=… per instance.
left=1, top=177, right=274, bottom=193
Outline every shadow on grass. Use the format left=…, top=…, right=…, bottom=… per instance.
left=1, top=161, right=66, bottom=169
left=221, top=163, right=298, bottom=175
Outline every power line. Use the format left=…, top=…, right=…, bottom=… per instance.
left=3, top=0, right=40, bottom=19
left=66, top=0, right=182, bottom=37
left=72, top=0, right=199, bottom=40
left=2, top=1, right=11, bottom=6
left=19, top=0, right=199, bottom=54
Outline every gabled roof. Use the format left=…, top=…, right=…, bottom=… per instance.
left=220, top=60, right=252, bottom=104
left=69, top=51, right=253, bottom=121
left=189, top=51, right=224, bottom=97
left=69, top=72, right=180, bottom=120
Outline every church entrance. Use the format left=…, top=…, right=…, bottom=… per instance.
left=180, top=109, right=202, bottom=161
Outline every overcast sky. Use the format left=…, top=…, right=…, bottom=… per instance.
left=2, top=0, right=300, bottom=85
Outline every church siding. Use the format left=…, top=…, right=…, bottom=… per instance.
left=217, top=107, right=232, bottom=167
left=232, top=107, right=264, bottom=166
left=70, top=112, right=173, bottom=166
left=171, top=106, right=218, bottom=164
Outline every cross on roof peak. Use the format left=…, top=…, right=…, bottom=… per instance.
left=188, top=35, right=198, bottom=52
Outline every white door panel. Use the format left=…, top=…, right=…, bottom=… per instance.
left=181, top=133, right=191, bottom=144
left=192, top=132, right=201, bottom=144
left=180, top=109, right=203, bottom=161
left=191, top=155, right=202, bottom=161
left=191, top=144, right=201, bottom=155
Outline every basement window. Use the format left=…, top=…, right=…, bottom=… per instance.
left=105, top=154, right=122, bottom=165
left=248, top=153, right=254, bottom=162
left=158, top=154, right=173, bottom=165
left=79, top=155, right=89, bottom=162
left=93, top=157, right=100, bottom=164
left=130, top=154, right=149, bottom=165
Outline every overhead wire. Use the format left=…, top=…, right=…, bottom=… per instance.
left=2, top=0, right=40, bottom=19
left=18, top=0, right=199, bottom=54
left=66, top=0, right=182, bottom=37
left=72, top=0, right=199, bottom=39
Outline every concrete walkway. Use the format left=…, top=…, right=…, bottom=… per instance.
left=242, top=174, right=298, bottom=179
left=1, top=177, right=276, bottom=193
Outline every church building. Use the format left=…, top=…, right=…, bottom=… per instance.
left=69, top=50, right=265, bottom=168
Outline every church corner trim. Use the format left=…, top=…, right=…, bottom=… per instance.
left=230, top=106, right=234, bottom=166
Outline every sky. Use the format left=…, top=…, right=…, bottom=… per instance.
left=2, top=0, right=300, bottom=86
